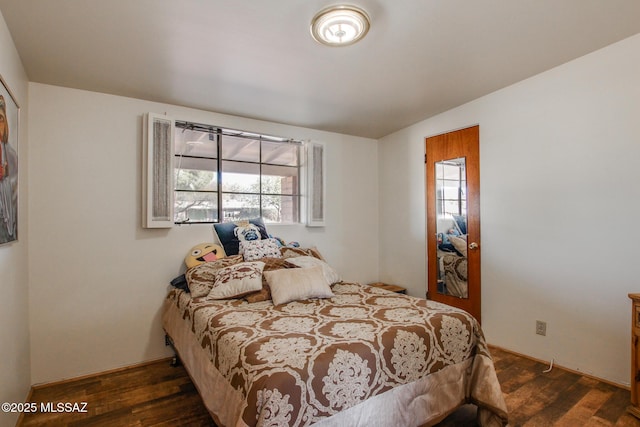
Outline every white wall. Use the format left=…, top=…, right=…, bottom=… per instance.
left=379, top=33, right=640, bottom=386
left=0, top=9, right=30, bottom=427
left=27, top=83, right=378, bottom=384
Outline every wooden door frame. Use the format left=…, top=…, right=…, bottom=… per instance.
left=425, top=125, right=481, bottom=322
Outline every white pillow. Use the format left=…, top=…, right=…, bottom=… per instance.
left=240, top=238, right=282, bottom=261
left=285, top=256, right=342, bottom=285
left=264, top=265, right=335, bottom=305
left=207, top=261, right=265, bottom=300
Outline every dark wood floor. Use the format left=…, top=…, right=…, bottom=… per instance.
left=19, top=359, right=215, bottom=427
left=439, top=347, right=640, bottom=427
left=18, top=347, right=640, bottom=427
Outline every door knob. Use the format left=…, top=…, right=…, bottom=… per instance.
left=468, top=242, right=479, bottom=250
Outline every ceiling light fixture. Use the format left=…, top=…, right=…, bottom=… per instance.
left=310, top=5, right=370, bottom=47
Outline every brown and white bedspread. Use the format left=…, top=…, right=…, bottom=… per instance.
left=163, top=282, right=508, bottom=426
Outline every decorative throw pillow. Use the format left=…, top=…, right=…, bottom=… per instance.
left=185, top=255, right=244, bottom=297
left=285, top=256, right=342, bottom=285
left=264, top=265, right=335, bottom=306
left=240, top=238, right=282, bottom=261
left=234, top=223, right=262, bottom=242
left=213, top=218, right=269, bottom=256
left=184, top=242, right=225, bottom=269
left=280, top=246, right=325, bottom=261
left=207, top=261, right=265, bottom=300
left=244, top=257, right=299, bottom=303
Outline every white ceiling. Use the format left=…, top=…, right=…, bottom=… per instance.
left=1, top=0, right=639, bottom=139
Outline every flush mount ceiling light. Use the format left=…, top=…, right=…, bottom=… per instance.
left=310, top=5, right=370, bottom=47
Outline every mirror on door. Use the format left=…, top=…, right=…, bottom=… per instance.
left=435, top=157, right=469, bottom=298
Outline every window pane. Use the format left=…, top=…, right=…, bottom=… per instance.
left=442, top=182, right=463, bottom=199
left=174, top=191, right=218, bottom=223
left=175, top=128, right=217, bottom=159
left=261, top=164, right=299, bottom=195
left=442, top=164, right=462, bottom=180
left=262, top=195, right=299, bottom=223
left=261, top=141, right=299, bottom=166
left=221, top=135, right=260, bottom=162
left=175, top=157, right=217, bottom=191
left=443, top=200, right=463, bottom=217
left=222, top=161, right=260, bottom=193
left=222, top=193, right=261, bottom=222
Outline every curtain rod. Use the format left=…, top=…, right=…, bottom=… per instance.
left=175, top=120, right=303, bottom=145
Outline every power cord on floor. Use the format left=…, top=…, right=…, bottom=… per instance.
left=542, top=358, right=554, bottom=373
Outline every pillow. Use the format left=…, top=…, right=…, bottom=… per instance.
left=185, top=255, right=243, bottom=297
left=240, top=238, right=282, bottom=261
left=448, top=235, right=468, bottom=257
left=207, top=261, right=265, bottom=300
left=452, top=215, right=467, bottom=235
left=264, top=265, right=335, bottom=305
left=184, top=242, right=225, bottom=269
left=244, top=257, right=299, bottom=303
left=213, top=218, right=269, bottom=256
left=280, top=246, right=325, bottom=261
left=234, top=223, right=263, bottom=242
left=285, top=256, right=342, bottom=285
left=169, top=274, right=189, bottom=292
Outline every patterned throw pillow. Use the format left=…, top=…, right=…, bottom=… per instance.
left=280, top=246, right=325, bottom=261
left=185, top=255, right=243, bottom=297
left=213, top=218, right=269, bottom=256
left=208, top=261, right=265, bottom=300
left=240, top=238, right=282, bottom=261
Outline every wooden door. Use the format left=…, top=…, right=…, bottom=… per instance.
left=425, top=125, right=481, bottom=322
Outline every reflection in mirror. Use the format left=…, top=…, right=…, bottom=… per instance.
left=435, top=157, right=468, bottom=298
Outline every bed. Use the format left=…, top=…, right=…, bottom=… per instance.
left=437, top=249, right=468, bottom=298
left=436, top=215, right=470, bottom=299
left=162, top=251, right=507, bottom=427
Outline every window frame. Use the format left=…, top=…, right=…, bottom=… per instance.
left=173, top=121, right=302, bottom=225
left=435, top=158, right=467, bottom=219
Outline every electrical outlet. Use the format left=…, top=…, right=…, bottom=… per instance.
left=536, top=320, right=547, bottom=336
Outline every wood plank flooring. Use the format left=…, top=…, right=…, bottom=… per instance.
left=17, top=347, right=640, bottom=427
left=495, top=347, right=639, bottom=427
left=18, top=359, right=215, bottom=427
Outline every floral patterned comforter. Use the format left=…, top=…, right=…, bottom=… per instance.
left=165, top=282, right=507, bottom=426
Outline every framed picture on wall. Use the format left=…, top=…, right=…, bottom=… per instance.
left=0, top=74, right=19, bottom=245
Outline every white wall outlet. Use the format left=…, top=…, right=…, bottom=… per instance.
left=536, top=320, right=547, bottom=336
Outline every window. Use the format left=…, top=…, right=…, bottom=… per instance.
left=173, top=121, right=301, bottom=224
left=435, top=158, right=466, bottom=219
